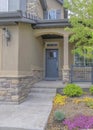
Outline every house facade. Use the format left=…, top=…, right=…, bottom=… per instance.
left=0, top=0, right=75, bottom=104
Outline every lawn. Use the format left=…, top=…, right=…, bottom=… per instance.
left=45, top=84, right=93, bottom=130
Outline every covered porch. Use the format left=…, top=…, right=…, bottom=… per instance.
left=34, top=27, right=73, bottom=82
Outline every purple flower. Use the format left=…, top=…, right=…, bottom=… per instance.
left=63, top=115, right=93, bottom=130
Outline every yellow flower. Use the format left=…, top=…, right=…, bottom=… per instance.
left=53, top=94, right=68, bottom=106
left=73, top=96, right=93, bottom=104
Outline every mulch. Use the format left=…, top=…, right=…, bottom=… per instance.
left=45, top=90, right=93, bottom=130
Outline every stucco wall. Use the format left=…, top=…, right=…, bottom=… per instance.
left=18, top=23, right=43, bottom=77
left=0, top=26, right=19, bottom=77
left=47, top=0, right=64, bottom=19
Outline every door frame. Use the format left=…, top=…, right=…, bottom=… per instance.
left=45, top=48, right=59, bottom=79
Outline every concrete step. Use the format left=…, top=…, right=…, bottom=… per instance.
left=31, top=87, right=56, bottom=93
left=29, top=92, right=55, bottom=99
left=32, top=81, right=64, bottom=89
left=0, top=128, right=41, bottom=130
left=0, top=128, right=29, bottom=130
left=32, top=84, right=63, bottom=89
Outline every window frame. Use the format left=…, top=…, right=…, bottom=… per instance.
left=48, top=9, right=57, bottom=20
left=74, top=50, right=93, bottom=67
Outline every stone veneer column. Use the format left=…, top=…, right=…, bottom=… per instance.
left=27, top=0, right=42, bottom=19
left=62, top=34, right=70, bottom=83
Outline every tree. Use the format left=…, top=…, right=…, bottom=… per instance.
left=64, top=0, right=93, bottom=58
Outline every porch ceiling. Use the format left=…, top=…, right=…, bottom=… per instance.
left=42, top=34, right=63, bottom=39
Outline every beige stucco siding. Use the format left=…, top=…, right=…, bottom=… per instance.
left=18, top=23, right=43, bottom=76
left=0, top=26, right=19, bottom=77
left=47, top=0, right=64, bottom=19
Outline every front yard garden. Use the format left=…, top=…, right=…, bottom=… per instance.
left=45, top=84, right=93, bottom=130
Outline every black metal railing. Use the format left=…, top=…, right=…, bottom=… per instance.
left=70, top=65, right=93, bottom=83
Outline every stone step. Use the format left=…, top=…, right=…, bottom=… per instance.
left=30, top=87, right=56, bottom=93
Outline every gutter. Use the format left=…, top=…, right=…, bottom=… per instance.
left=0, top=11, right=36, bottom=25
left=32, top=19, right=70, bottom=28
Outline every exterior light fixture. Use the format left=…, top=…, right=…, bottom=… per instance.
left=3, top=27, right=11, bottom=46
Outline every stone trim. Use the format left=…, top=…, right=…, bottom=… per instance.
left=0, top=70, right=43, bottom=104
left=62, top=68, right=70, bottom=83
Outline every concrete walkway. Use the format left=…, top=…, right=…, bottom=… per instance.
left=0, top=81, right=91, bottom=130
left=0, top=81, right=57, bottom=130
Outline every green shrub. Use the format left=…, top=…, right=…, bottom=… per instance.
left=54, top=110, right=65, bottom=122
left=63, top=84, right=83, bottom=97
left=89, top=85, right=93, bottom=95
left=86, top=101, right=93, bottom=109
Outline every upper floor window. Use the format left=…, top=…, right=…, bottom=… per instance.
left=48, top=9, right=61, bottom=20
left=0, top=0, right=8, bottom=12
left=44, top=9, right=61, bottom=20
left=0, top=0, right=26, bottom=12
left=48, top=10, right=56, bottom=19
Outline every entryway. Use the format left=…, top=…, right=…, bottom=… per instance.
left=45, top=49, right=58, bottom=80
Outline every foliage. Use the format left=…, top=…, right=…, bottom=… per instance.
left=86, top=101, right=93, bottom=109
left=73, top=96, right=93, bottom=104
left=64, top=0, right=93, bottom=59
left=73, top=96, right=93, bottom=109
left=63, top=114, right=93, bottom=130
left=54, top=110, right=65, bottom=122
left=53, top=94, right=67, bottom=106
left=63, top=84, right=83, bottom=97
left=89, top=85, right=93, bottom=94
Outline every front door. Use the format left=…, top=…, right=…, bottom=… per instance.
left=46, top=49, right=58, bottom=79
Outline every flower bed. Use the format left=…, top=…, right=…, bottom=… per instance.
left=45, top=84, right=93, bottom=130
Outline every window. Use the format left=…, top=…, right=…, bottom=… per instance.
left=46, top=9, right=61, bottom=20
left=48, top=51, right=57, bottom=59
left=0, top=0, right=8, bottom=12
left=48, top=10, right=56, bottom=19
left=74, top=52, right=93, bottom=66
left=8, top=0, right=19, bottom=11
left=0, top=0, right=26, bottom=12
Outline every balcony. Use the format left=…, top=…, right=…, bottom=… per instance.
left=0, top=0, right=26, bottom=12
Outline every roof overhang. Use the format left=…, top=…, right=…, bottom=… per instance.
left=32, top=19, right=70, bottom=29
left=0, top=11, right=36, bottom=25
left=39, top=0, right=47, bottom=10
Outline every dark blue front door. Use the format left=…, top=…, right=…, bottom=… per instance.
left=46, top=49, right=58, bottom=78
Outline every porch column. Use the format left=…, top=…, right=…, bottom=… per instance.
left=62, top=34, right=70, bottom=83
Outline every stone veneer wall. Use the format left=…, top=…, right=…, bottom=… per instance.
left=0, top=70, right=43, bottom=104
left=62, top=69, right=70, bottom=83
left=27, top=0, right=43, bottom=19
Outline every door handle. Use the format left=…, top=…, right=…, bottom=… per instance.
left=56, top=62, right=58, bottom=70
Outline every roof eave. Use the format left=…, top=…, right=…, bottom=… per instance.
left=0, top=11, right=36, bottom=25
left=32, top=19, right=70, bottom=29
left=56, top=0, right=63, bottom=5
